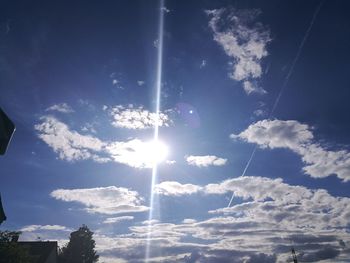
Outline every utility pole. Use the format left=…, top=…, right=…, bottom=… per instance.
left=291, top=247, right=298, bottom=263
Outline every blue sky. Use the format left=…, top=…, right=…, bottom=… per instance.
left=1, top=0, right=350, bottom=262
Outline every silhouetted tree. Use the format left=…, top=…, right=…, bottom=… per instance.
left=58, top=225, right=99, bottom=263
left=0, top=231, right=32, bottom=263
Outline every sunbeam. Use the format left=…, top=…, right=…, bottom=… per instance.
left=145, top=0, right=165, bottom=261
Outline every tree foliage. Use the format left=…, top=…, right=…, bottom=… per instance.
left=58, top=225, right=99, bottom=263
left=0, top=231, right=32, bottom=263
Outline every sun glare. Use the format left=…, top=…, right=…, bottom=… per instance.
left=143, top=140, right=169, bottom=165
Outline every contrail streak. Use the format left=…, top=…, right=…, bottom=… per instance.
left=227, top=146, right=257, bottom=207
left=145, top=0, right=165, bottom=261
left=227, top=1, right=324, bottom=208
left=271, top=0, right=325, bottom=115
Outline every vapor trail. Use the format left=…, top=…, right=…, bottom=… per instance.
left=227, top=146, right=257, bottom=207
left=145, top=0, right=165, bottom=261
left=227, top=1, right=324, bottom=208
left=271, top=0, right=325, bottom=114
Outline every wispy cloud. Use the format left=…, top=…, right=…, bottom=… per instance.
left=200, top=59, right=207, bottom=69
left=109, top=105, right=172, bottom=130
left=161, top=6, right=170, bottom=13
left=243, top=80, right=266, bottom=95
left=186, top=155, right=227, bottom=167
left=137, top=80, right=145, bottom=86
left=206, top=8, right=271, bottom=95
left=253, top=108, right=267, bottom=117
left=232, top=119, right=350, bottom=181
left=51, top=186, right=148, bottom=215
left=45, top=103, right=74, bottom=113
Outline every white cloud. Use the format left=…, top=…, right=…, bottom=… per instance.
left=51, top=186, right=149, bottom=215
left=183, top=219, right=197, bottom=224
left=137, top=80, right=145, bottom=86
left=154, top=181, right=202, bottom=196
left=154, top=176, right=350, bottom=231
left=103, top=216, right=134, bottom=224
left=35, top=116, right=170, bottom=168
left=20, top=225, right=70, bottom=232
left=253, top=109, right=266, bottom=117
left=147, top=176, right=350, bottom=262
left=161, top=7, right=170, bottom=13
left=200, top=59, right=207, bottom=69
left=232, top=119, right=350, bottom=181
left=206, top=8, right=271, bottom=95
left=153, top=39, right=159, bottom=48
left=186, top=155, right=227, bottom=167
left=112, top=79, right=124, bottom=89
left=81, top=122, right=97, bottom=134
left=243, top=80, right=266, bottom=95
left=141, top=219, right=159, bottom=225
left=109, top=105, right=172, bottom=130
left=45, top=103, right=74, bottom=113
left=34, top=116, right=108, bottom=162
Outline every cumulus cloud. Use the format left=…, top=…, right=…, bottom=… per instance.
left=103, top=216, right=134, bottom=224
left=206, top=8, right=271, bottom=95
left=186, top=155, right=227, bottom=167
left=109, top=105, right=172, bottom=129
left=45, top=103, right=74, bottom=113
left=232, top=119, right=350, bottom=181
left=154, top=181, right=202, bottom=196
left=35, top=116, right=169, bottom=168
left=51, top=186, right=149, bottom=215
left=34, top=116, right=108, bottom=162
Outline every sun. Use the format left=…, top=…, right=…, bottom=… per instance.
left=142, top=139, right=169, bottom=165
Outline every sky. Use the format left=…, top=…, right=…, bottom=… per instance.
left=1, top=0, right=350, bottom=262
